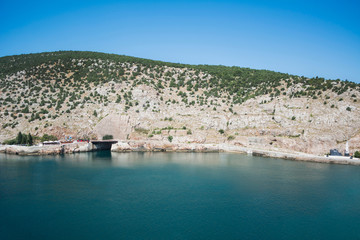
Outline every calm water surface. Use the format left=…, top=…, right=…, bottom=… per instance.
left=1, top=152, right=360, bottom=240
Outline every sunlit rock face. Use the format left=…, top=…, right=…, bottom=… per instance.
left=1, top=51, right=359, bottom=155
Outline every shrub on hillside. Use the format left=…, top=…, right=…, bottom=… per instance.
left=103, top=135, right=113, bottom=140
left=41, top=134, right=58, bottom=142
left=134, top=128, right=149, bottom=134
left=227, top=135, right=235, bottom=141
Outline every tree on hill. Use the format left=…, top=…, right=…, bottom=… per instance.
left=21, top=134, right=28, bottom=145
left=7, top=132, right=34, bottom=145
left=28, top=133, right=33, bottom=145
left=16, top=132, right=23, bottom=144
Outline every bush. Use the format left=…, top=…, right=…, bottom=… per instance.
left=354, top=151, right=360, bottom=158
left=227, top=135, right=235, bottom=141
left=346, top=107, right=351, bottom=111
left=41, top=134, right=58, bottom=142
left=103, top=135, right=113, bottom=140
left=3, top=139, right=17, bottom=145
left=291, top=116, right=296, bottom=120
left=134, top=128, right=149, bottom=134
left=219, top=129, right=224, bottom=134
left=168, top=136, right=173, bottom=142
left=187, top=129, right=192, bottom=135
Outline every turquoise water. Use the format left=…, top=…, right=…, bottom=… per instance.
left=1, top=152, right=360, bottom=239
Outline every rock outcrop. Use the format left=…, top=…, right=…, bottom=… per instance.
left=111, top=141, right=220, bottom=152
left=0, top=142, right=92, bottom=155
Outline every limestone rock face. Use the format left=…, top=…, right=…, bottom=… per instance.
left=1, top=56, right=360, bottom=156
left=63, top=142, right=92, bottom=153
left=0, top=142, right=92, bottom=155
left=94, top=114, right=135, bottom=140
left=111, top=140, right=220, bottom=153
left=111, top=142, right=132, bottom=152
left=1, top=145, right=63, bottom=155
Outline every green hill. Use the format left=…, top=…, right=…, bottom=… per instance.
left=1, top=51, right=357, bottom=108
left=1, top=51, right=359, bottom=155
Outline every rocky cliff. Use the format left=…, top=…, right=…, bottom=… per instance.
left=0, top=51, right=359, bottom=155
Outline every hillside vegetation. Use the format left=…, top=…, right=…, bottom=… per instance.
left=0, top=51, right=359, bottom=155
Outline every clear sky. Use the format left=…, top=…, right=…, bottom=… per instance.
left=1, top=0, right=359, bottom=82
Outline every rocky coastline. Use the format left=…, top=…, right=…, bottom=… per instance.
left=1, top=140, right=360, bottom=165
left=0, top=142, right=92, bottom=155
left=110, top=140, right=360, bottom=165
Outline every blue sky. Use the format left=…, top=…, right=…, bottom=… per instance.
left=1, top=0, right=359, bottom=82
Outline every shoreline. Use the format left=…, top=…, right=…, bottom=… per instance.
left=1, top=141, right=359, bottom=166
left=0, top=142, right=92, bottom=156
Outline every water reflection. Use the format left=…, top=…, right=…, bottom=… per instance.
left=0, top=151, right=336, bottom=171
left=56, top=152, right=245, bottom=168
left=110, top=152, right=258, bottom=168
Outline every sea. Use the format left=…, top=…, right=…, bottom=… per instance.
left=1, top=151, right=360, bottom=240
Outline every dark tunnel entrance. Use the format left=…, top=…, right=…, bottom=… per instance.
left=91, top=140, right=118, bottom=151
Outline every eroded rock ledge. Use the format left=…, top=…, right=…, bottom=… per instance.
left=0, top=142, right=92, bottom=155
left=111, top=141, right=221, bottom=153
